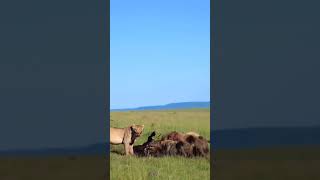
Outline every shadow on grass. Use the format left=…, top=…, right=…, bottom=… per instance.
left=110, top=150, right=123, bottom=156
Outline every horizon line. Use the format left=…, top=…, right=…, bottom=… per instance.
left=110, top=101, right=210, bottom=110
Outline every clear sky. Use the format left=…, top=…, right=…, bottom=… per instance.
left=111, top=0, right=210, bottom=109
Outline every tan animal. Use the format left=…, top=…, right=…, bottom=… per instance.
left=186, top=131, right=211, bottom=143
left=185, top=131, right=200, bottom=137
left=135, top=131, right=209, bottom=157
left=110, top=124, right=144, bottom=155
left=161, top=131, right=185, bottom=142
left=161, top=131, right=210, bottom=157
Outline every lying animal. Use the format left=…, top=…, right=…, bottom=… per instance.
left=134, top=131, right=209, bottom=157
left=186, top=132, right=211, bottom=143
left=110, top=124, right=144, bottom=155
left=133, top=131, right=156, bottom=156
left=163, top=131, right=210, bottom=157
left=185, top=131, right=200, bottom=137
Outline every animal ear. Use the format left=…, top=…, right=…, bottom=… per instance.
left=131, top=125, right=138, bottom=132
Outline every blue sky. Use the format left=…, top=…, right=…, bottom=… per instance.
left=111, top=0, right=210, bottom=109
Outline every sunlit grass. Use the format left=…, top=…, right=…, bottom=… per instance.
left=110, top=108, right=210, bottom=180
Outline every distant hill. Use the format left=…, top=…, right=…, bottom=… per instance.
left=111, top=102, right=210, bottom=112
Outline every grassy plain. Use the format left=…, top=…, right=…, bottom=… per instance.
left=110, top=108, right=211, bottom=180
left=2, top=108, right=319, bottom=180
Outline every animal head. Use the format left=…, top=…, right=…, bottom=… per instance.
left=130, top=124, right=144, bottom=137
left=162, top=131, right=184, bottom=142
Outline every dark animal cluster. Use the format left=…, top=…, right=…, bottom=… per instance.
left=133, top=131, right=209, bottom=158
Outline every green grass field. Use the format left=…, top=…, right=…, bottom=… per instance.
left=110, top=108, right=211, bottom=180
left=1, top=146, right=319, bottom=180
left=2, top=108, right=319, bottom=179
left=1, top=148, right=318, bottom=180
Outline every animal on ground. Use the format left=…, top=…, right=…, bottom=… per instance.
left=161, top=131, right=210, bottom=157
left=161, top=131, right=185, bottom=142
left=185, top=135, right=209, bottom=157
left=133, top=131, right=156, bottom=156
left=185, top=131, right=200, bottom=137
left=135, top=131, right=210, bottom=157
left=110, top=124, right=144, bottom=155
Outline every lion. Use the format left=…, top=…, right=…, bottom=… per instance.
left=186, top=135, right=209, bottom=157
left=161, top=131, right=185, bottom=142
left=134, top=131, right=208, bottom=157
left=161, top=131, right=210, bottom=157
left=185, top=131, right=200, bottom=137
left=110, top=124, right=144, bottom=155
left=186, top=131, right=211, bottom=143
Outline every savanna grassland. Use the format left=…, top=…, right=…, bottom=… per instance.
left=110, top=108, right=211, bottom=180
left=2, top=108, right=318, bottom=180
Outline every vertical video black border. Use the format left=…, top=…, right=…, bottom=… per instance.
left=100, top=0, right=110, bottom=179
left=211, top=0, right=220, bottom=179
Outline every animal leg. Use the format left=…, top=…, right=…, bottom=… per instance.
left=129, top=145, right=135, bottom=155
left=124, top=143, right=130, bottom=155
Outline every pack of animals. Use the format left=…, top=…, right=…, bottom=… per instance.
left=110, top=124, right=210, bottom=158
